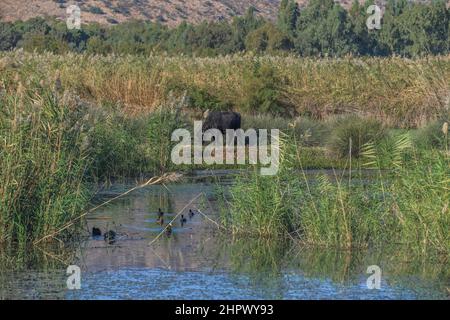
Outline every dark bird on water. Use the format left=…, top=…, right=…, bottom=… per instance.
left=157, top=216, right=164, bottom=226
left=189, top=209, right=195, bottom=219
left=92, top=227, right=102, bottom=237
left=104, top=230, right=116, bottom=244
left=180, top=214, right=187, bottom=226
left=165, top=223, right=173, bottom=237
left=158, top=208, right=164, bottom=218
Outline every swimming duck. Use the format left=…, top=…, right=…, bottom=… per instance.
left=104, top=230, right=116, bottom=244
left=92, top=227, right=102, bottom=237
left=158, top=208, right=164, bottom=218
left=165, top=223, right=173, bottom=237
left=189, top=209, right=195, bottom=219
left=180, top=214, right=187, bottom=226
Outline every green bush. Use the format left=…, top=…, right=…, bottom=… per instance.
left=413, top=119, right=449, bottom=150
left=326, top=116, right=386, bottom=158
left=186, top=87, right=232, bottom=111
left=240, top=62, right=290, bottom=115
left=166, top=83, right=232, bottom=112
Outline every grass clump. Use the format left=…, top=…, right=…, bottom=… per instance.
left=219, top=133, right=298, bottom=237
left=239, top=62, right=291, bottom=115
left=87, top=109, right=151, bottom=179
left=242, top=115, right=327, bottom=146
left=326, top=116, right=386, bottom=158
left=412, top=118, right=449, bottom=151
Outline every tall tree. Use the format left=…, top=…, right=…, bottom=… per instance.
left=377, top=0, right=411, bottom=55
left=295, top=0, right=357, bottom=56
left=401, top=0, right=449, bottom=56
left=277, top=0, right=299, bottom=37
left=245, top=22, right=293, bottom=53
left=231, top=7, right=265, bottom=51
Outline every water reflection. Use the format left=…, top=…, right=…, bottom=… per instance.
left=0, top=173, right=448, bottom=299
left=1, top=240, right=447, bottom=300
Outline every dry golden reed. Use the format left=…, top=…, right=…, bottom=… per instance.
left=1, top=51, right=449, bottom=127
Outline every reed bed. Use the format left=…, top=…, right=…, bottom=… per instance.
left=1, top=52, right=449, bottom=127
left=0, top=85, right=91, bottom=246
left=220, top=131, right=450, bottom=256
left=0, top=80, right=189, bottom=246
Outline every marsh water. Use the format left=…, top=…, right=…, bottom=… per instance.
left=0, top=171, right=448, bottom=300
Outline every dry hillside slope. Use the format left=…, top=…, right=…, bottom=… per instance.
left=0, top=0, right=396, bottom=26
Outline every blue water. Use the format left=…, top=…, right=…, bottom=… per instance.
left=64, top=268, right=443, bottom=300
left=1, top=174, right=448, bottom=300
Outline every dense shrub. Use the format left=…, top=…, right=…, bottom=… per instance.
left=169, top=84, right=232, bottom=111
left=413, top=118, right=449, bottom=150
left=326, top=116, right=386, bottom=158
left=240, top=62, right=291, bottom=115
left=87, top=111, right=150, bottom=179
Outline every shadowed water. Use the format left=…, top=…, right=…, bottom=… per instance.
left=0, top=171, right=448, bottom=300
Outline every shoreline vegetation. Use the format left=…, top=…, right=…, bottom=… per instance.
left=0, top=51, right=448, bottom=258
left=218, top=132, right=449, bottom=254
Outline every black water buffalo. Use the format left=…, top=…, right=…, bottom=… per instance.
left=202, top=110, right=241, bottom=134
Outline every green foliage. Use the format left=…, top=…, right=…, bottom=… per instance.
left=147, top=97, right=188, bottom=173
left=187, top=87, right=231, bottom=111
left=221, top=130, right=450, bottom=254
left=413, top=119, right=450, bottom=150
left=87, top=110, right=150, bottom=179
left=378, top=0, right=450, bottom=56
left=0, top=22, right=21, bottom=51
left=294, top=0, right=358, bottom=56
left=240, top=61, right=289, bottom=115
left=21, top=32, right=70, bottom=54
left=166, top=81, right=231, bottom=111
left=0, top=87, right=90, bottom=245
left=327, top=116, right=386, bottom=158
left=277, top=0, right=299, bottom=37
left=245, top=23, right=293, bottom=53
left=220, top=133, right=298, bottom=237
left=1, top=2, right=448, bottom=57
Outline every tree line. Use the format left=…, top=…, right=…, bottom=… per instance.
left=0, top=0, right=449, bottom=57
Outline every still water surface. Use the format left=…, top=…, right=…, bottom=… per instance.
left=1, top=172, right=448, bottom=300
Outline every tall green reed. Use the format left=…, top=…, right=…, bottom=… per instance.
left=220, top=128, right=449, bottom=256
left=0, top=85, right=91, bottom=245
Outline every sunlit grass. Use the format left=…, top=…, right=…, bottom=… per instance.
left=1, top=52, right=449, bottom=127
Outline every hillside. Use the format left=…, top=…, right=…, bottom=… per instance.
left=0, top=0, right=387, bottom=26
